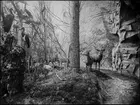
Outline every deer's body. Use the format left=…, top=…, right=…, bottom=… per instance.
left=85, top=49, right=105, bottom=71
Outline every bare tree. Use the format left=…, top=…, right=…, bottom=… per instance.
left=11, top=1, right=23, bottom=46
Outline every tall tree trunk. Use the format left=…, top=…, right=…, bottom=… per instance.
left=46, top=3, right=50, bottom=63
left=44, top=23, right=48, bottom=63
left=17, top=20, right=22, bottom=46
left=40, top=1, right=50, bottom=63
left=40, top=1, right=47, bottom=63
left=69, top=1, right=80, bottom=72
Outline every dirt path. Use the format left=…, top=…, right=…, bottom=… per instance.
left=93, top=69, right=140, bottom=104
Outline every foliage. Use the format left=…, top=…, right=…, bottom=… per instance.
left=0, top=45, right=26, bottom=98
left=25, top=69, right=101, bottom=104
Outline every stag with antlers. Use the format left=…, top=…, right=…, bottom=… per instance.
left=82, top=45, right=105, bottom=71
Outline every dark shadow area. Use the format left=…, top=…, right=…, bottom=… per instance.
left=91, top=69, right=112, bottom=80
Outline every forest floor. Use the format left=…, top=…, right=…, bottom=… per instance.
left=2, top=67, right=140, bottom=104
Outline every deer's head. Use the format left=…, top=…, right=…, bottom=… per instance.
left=95, top=48, right=105, bottom=55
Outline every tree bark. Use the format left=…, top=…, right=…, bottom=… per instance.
left=69, top=1, right=80, bottom=72
left=17, top=20, right=22, bottom=46
left=11, top=1, right=23, bottom=46
left=44, top=23, right=47, bottom=63
left=39, top=1, right=48, bottom=63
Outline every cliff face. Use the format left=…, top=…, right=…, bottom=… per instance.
left=116, top=0, right=140, bottom=78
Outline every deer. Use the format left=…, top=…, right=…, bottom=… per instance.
left=82, top=47, right=105, bottom=72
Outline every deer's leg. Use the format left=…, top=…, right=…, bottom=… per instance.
left=86, top=65, right=89, bottom=72
left=98, top=62, right=100, bottom=71
left=90, top=65, right=92, bottom=72
left=94, top=63, right=95, bottom=70
left=120, top=61, right=123, bottom=74
left=95, top=63, right=97, bottom=70
left=88, top=66, right=90, bottom=72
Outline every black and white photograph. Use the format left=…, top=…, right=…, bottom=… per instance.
left=0, top=0, right=140, bottom=104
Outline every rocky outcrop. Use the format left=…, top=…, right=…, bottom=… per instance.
left=112, top=0, right=140, bottom=78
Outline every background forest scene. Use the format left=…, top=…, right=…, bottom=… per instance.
left=0, top=0, right=140, bottom=104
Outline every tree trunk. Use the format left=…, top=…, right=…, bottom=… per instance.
left=11, top=1, right=23, bottom=46
left=17, top=20, right=22, bottom=46
left=40, top=1, right=47, bottom=63
left=69, top=1, right=80, bottom=72
left=40, top=1, right=50, bottom=64
left=44, top=23, right=48, bottom=63
left=11, top=1, right=22, bottom=46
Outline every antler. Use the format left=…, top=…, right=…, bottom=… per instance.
left=91, top=42, right=98, bottom=50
